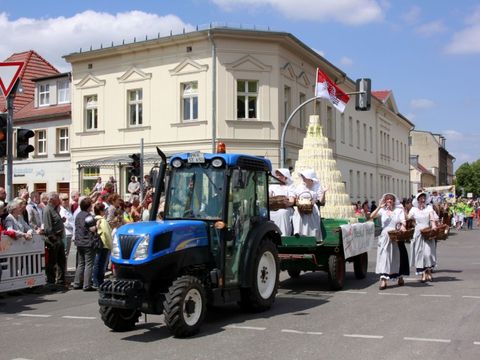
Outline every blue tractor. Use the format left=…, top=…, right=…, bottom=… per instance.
left=99, top=148, right=281, bottom=337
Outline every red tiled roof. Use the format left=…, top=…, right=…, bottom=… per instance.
left=372, top=90, right=391, bottom=103
left=15, top=99, right=71, bottom=121
left=1, top=50, right=59, bottom=114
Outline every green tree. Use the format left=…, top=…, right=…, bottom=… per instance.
left=455, top=161, right=480, bottom=196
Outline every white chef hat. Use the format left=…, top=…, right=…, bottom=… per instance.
left=298, top=169, right=319, bottom=183
left=275, top=168, right=291, bottom=180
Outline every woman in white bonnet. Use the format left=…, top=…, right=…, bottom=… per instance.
left=269, top=168, right=295, bottom=235
left=370, top=193, right=406, bottom=290
left=408, top=191, right=437, bottom=282
left=292, top=169, right=327, bottom=242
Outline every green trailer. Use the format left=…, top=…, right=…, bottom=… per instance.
left=278, top=218, right=372, bottom=290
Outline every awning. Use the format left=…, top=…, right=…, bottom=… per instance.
left=76, top=152, right=172, bottom=169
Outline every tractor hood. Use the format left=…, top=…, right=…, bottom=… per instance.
left=112, top=220, right=209, bottom=265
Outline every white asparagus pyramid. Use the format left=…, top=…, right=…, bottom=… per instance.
left=293, top=114, right=356, bottom=221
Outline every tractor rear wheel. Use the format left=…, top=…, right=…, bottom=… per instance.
left=100, top=306, right=140, bottom=332
left=163, top=275, right=206, bottom=338
left=240, top=238, right=279, bottom=312
left=327, top=253, right=345, bottom=290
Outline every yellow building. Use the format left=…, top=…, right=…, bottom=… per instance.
left=64, top=26, right=412, bottom=200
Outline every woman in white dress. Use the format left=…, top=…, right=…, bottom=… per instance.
left=292, top=169, right=327, bottom=242
left=370, top=193, right=406, bottom=290
left=269, top=169, right=295, bottom=236
left=408, top=192, right=437, bottom=282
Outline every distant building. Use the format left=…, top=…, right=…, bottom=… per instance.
left=410, top=130, right=455, bottom=187
left=0, top=50, right=71, bottom=195
left=410, top=155, right=435, bottom=194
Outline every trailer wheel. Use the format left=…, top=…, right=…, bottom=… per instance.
left=240, top=238, right=279, bottom=312
left=163, top=275, right=206, bottom=338
left=287, top=269, right=301, bottom=278
left=353, top=252, right=368, bottom=279
left=327, top=253, right=345, bottom=290
left=100, top=306, right=140, bottom=332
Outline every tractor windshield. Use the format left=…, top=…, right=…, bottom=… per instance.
left=165, top=165, right=225, bottom=220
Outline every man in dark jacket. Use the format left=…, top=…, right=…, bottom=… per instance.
left=72, top=197, right=97, bottom=291
left=43, top=192, right=67, bottom=288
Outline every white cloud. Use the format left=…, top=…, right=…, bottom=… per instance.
left=339, top=56, right=353, bottom=66
left=441, top=130, right=480, bottom=166
left=445, top=7, right=480, bottom=54
left=442, top=129, right=464, bottom=142
left=415, top=20, right=447, bottom=37
left=410, top=98, right=435, bottom=109
left=211, top=0, right=385, bottom=25
left=0, top=11, right=194, bottom=71
left=402, top=5, right=421, bottom=25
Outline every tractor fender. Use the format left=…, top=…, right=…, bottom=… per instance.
left=239, top=220, right=281, bottom=288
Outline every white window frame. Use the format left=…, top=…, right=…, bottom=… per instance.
left=57, top=127, right=69, bottom=154
left=38, top=83, right=50, bottom=106
left=36, top=130, right=47, bottom=156
left=84, top=95, right=98, bottom=131
left=181, top=81, right=198, bottom=122
left=237, top=80, right=258, bottom=119
left=57, top=79, right=70, bottom=104
left=128, top=89, right=143, bottom=126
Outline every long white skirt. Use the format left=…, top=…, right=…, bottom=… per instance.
left=292, top=205, right=321, bottom=241
left=410, top=226, right=436, bottom=270
left=375, top=229, right=400, bottom=275
left=270, top=208, right=294, bottom=236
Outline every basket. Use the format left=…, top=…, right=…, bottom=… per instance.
left=420, top=227, right=437, bottom=240
left=296, top=192, right=314, bottom=215
left=269, top=195, right=289, bottom=211
left=406, top=219, right=415, bottom=229
left=435, top=224, right=450, bottom=240
left=388, top=228, right=414, bottom=242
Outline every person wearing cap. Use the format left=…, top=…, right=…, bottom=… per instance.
left=292, top=169, right=327, bottom=242
left=370, top=193, right=407, bottom=290
left=408, top=191, right=438, bottom=282
left=269, top=168, right=296, bottom=235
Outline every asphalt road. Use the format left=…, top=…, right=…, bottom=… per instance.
left=1, top=226, right=480, bottom=360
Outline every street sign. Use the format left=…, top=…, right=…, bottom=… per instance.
left=0, top=62, right=24, bottom=98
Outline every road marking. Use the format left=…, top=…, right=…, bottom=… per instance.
left=342, top=291, right=367, bottom=294
left=17, top=314, right=51, bottom=318
left=62, top=316, right=96, bottom=320
left=378, top=293, right=409, bottom=296
left=226, top=325, right=266, bottom=331
left=344, top=334, right=384, bottom=339
left=420, top=294, right=451, bottom=298
left=404, top=337, right=451, bottom=343
left=462, top=296, right=480, bottom=299
left=282, top=329, right=323, bottom=335
left=474, top=342, right=480, bottom=345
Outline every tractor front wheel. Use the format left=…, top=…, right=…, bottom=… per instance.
left=163, top=275, right=207, bottom=338
left=100, top=306, right=140, bottom=332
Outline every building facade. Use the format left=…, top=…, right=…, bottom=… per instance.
left=410, top=130, right=455, bottom=187
left=1, top=51, right=72, bottom=197
left=64, top=27, right=412, bottom=201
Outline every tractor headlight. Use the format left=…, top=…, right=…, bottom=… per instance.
left=133, top=234, right=150, bottom=260
left=111, top=233, right=120, bottom=259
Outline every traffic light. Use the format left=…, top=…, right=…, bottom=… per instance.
left=16, top=128, right=35, bottom=158
left=0, top=113, right=7, bottom=157
left=129, top=153, right=141, bottom=177
left=355, top=78, right=371, bottom=111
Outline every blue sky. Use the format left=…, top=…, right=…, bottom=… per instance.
left=0, top=0, right=478, bottom=169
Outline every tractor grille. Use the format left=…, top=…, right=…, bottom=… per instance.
left=119, top=235, right=140, bottom=260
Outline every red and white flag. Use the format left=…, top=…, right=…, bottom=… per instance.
left=315, top=68, right=350, bottom=113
